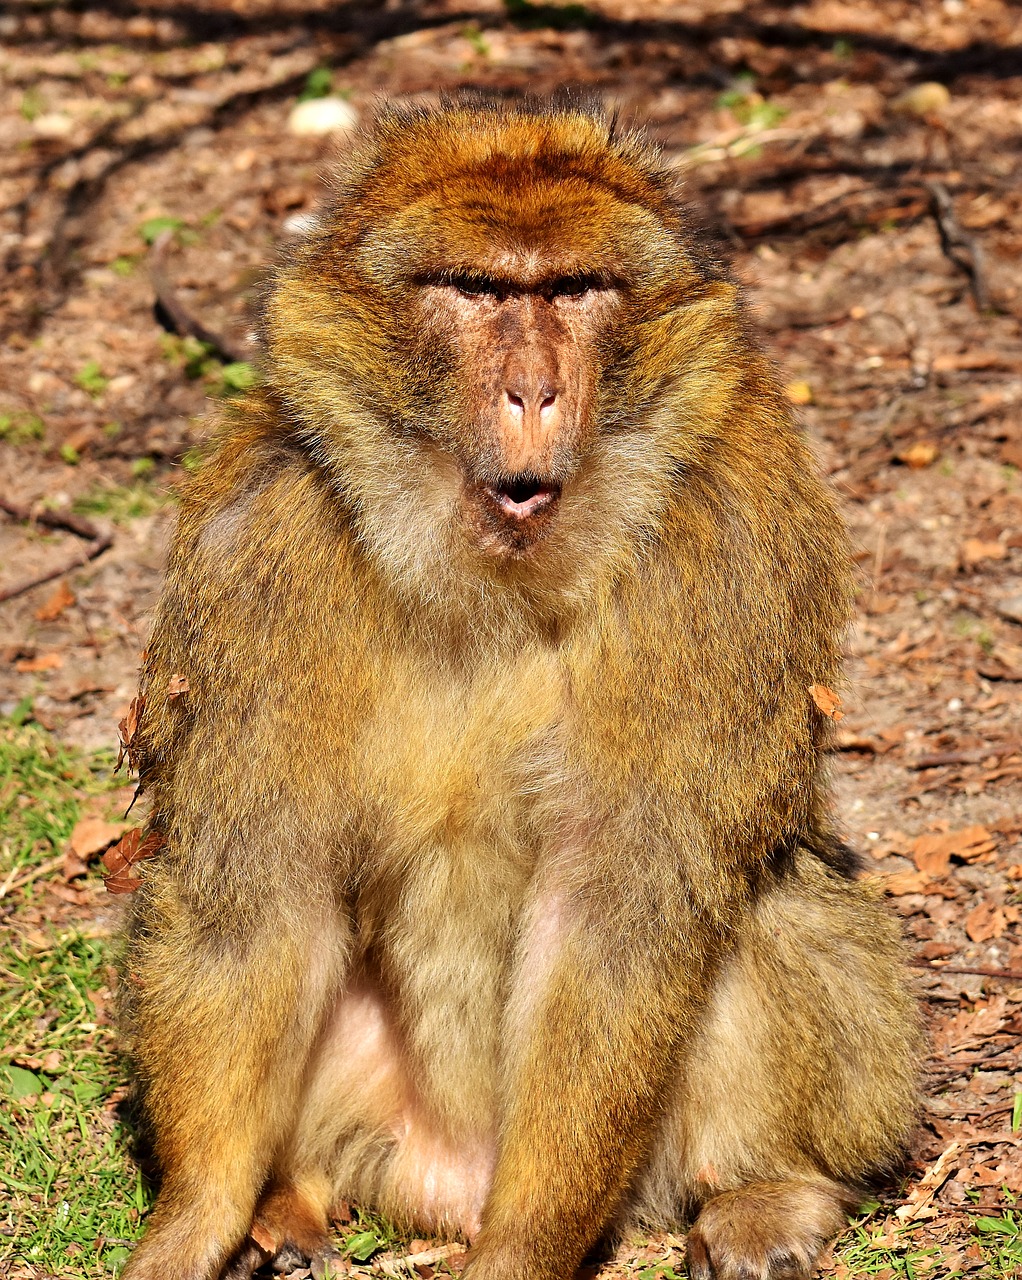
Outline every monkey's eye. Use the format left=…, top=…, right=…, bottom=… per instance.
left=445, top=273, right=507, bottom=300
left=544, top=275, right=599, bottom=300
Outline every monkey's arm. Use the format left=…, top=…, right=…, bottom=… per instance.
left=472, top=843, right=730, bottom=1280
left=122, top=446, right=369, bottom=1280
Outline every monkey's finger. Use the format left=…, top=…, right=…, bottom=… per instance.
left=310, top=1244, right=348, bottom=1279
left=220, top=1240, right=272, bottom=1280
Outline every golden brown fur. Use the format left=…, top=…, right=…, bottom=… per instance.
left=119, top=103, right=918, bottom=1280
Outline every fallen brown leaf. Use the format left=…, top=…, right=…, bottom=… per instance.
left=897, top=440, right=939, bottom=469
left=69, top=817, right=126, bottom=859
left=965, top=900, right=1008, bottom=943
left=34, top=579, right=75, bottom=622
left=962, top=538, right=1007, bottom=566
left=884, top=869, right=932, bottom=895
left=15, top=652, right=63, bottom=672
left=167, top=673, right=190, bottom=698
left=911, top=825, right=996, bottom=878
left=809, top=683, right=844, bottom=721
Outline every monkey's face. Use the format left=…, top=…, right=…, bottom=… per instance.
left=411, top=264, right=624, bottom=558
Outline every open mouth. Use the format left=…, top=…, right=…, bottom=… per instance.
left=482, top=474, right=562, bottom=521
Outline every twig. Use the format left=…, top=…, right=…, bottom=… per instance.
left=0, top=496, right=101, bottom=541
left=375, top=1244, right=466, bottom=1276
left=909, top=750, right=986, bottom=770
left=149, top=230, right=253, bottom=364
left=0, top=533, right=112, bottom=604
left=927, top=181, right=989, bottom=310
left=0, top=852, right=66, bottom=901
left=911, top=963, right=1022, bottom=981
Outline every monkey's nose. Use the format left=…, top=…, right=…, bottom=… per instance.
left=505, top=387, right=558, bottom=418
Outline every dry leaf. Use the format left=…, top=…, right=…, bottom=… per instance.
left=965, top=900, right=1008, bottom=943
left=962, top=538, right=1007, bottom=566
left=895, top=1141, right=961, bottom=1222
left=15, top=652, right=63, bottom=673
left=935, top=996, right=1009, bottom=1054
left=809, top=683, right=844, bottom=721
left=35, top=580, right=75, bottom=622
left=62, top=851, right=89, bottom=881
left=897, top=440, right=939, bottom=469
left=102, top=828, right=163, bottom=894
left=69, top=817, right=126, bottom=859
left=248, top=1221, right=277, bottom=1255
left=116, top=694, right=144, bottom=771
left=167, top=673, right=190, bottom=698
left=884, top=869, right=931, bottom=896
left=910, top=825, right=996, bottom=878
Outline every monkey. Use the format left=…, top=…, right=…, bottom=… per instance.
left=118, top=101, right=919, bottom=1280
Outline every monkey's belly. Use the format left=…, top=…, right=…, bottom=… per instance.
left=300, top=979, right=495, bottom=1235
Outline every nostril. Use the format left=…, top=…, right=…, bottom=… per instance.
left=507, top=392, right=525, bottom=412
left=539, top=392, right=557, bottom=412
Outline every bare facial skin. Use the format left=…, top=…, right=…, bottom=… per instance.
left=119, top=104, right=918, bottom=1280
left=415, top=271, right=620, bottom=555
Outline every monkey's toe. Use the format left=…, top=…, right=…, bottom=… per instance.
left=686, top=1179, right=852, bottom=1280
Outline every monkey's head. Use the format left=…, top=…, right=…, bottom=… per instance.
left=266, top=103, right=751, bottom=624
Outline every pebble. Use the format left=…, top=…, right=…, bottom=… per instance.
left=33, top=112, right=74, bottom=138
left=287, top=97, right=359, bottom=138
left=996, top=593, right=1022, bottom=626
left=892, top=82, right=950, bottom=117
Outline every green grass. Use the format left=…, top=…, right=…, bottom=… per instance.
left=71, top=480, right=169, bottom=524
left=0, top=719, right=143, bottom=1277
left=0, top=412, right=46, bottom=446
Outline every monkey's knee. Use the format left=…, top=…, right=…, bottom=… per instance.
left=678, top=856, right=918, bottom=1188
left=686, top=1178, right=854, bottom=1280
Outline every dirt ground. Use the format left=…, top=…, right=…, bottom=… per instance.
left=2, top=1, right=1022, bottom=1276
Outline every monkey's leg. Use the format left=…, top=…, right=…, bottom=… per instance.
left=121, top=885, right=346, bottom=1280
left=662, top=851, right=919, bottom=1280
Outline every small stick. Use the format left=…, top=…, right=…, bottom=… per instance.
left=0, top=533, right=112, bottom=604
left=149, top=230, right=253, bottom=364
left=926, top=181, right=989, bottom=310
left=910, top=963, right=1022, bottom=981
left=0, top=496, right=101, bottom=541
left=0, top=852, right=66, bottom=901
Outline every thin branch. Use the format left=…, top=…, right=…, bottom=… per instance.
left=0, top=496, right=102, bottom=541
left=0, top=534, right=113, bottom=604
left=911, top=962, right=1022, bottom=981
left=927, top=181, right=989, bottom=310
left=148, top=231, right=254, bottom=364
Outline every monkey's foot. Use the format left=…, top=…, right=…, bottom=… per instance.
left=686, top=1179, right=853, bottom=1280
left=221, top=1181, right=345, bottom=1280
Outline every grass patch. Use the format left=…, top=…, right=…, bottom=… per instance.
left=2, top=725, right=1014, bottom=1278
left=0, top=412, right=46, bottom=446
left=71, top=481, right=169, bottom=524
left=0, top=719, right=143, bottom=1277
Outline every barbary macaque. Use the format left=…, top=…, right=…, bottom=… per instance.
left=120, top=102, right=918, bottom=1280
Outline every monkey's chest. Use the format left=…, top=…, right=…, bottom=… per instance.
left=359, top=645, right=565, bottom=858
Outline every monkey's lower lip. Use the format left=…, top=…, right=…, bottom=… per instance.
left=483, top=480, right=561, bottom=521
